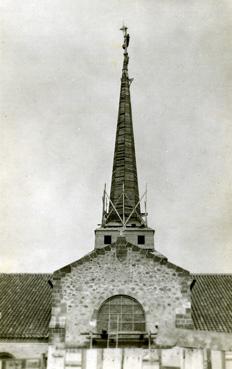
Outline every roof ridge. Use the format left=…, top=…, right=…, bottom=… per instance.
left=0, top=273, right=52, bottom=276
left=192, top=273, right=232, bottom=276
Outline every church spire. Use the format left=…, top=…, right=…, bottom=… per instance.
left=106, top=26, right=141, bottom=226
left=95, top=27, right=155, bottom=249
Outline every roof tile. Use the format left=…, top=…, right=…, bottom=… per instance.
left=0, top=274, right=52, bottom=339
left=0, top=273, right=231, bottom=339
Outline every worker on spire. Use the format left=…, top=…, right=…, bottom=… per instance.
left=120, top=24, right=130, bottom=51
left=120, top=25, right=130, bottom=73
left=95, top=27, right=155, bottom=250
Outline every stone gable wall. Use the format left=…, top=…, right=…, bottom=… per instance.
left=50, top=242, right=192, bottom=347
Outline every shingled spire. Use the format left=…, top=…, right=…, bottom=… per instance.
left=107, top=26, right=141, bottom=225
left=95, top=27, right=154, bottom=248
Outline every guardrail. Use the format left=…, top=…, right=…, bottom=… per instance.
left=80, top=331, right=158, bottom=348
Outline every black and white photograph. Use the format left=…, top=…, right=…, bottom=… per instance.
left=0, top=0, right=232, bottom=368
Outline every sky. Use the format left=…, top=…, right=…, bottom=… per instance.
left=1, top=0, right=232, bottom=273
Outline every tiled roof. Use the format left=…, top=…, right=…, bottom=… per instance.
left=0, top=274, right=52, bottom=339
left=0, top=273, right=231, bottom=339
left=192, top=274, right=232, bottom=333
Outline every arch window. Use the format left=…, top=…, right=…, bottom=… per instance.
left=97, top=295, right=145, bottom=333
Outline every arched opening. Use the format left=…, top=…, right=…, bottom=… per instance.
left=97, top=295, right=145, bottom=333
left=0, top=352, right=14, bottom=359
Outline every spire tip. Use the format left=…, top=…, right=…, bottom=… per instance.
left=120, top=24, right=130, bottom=52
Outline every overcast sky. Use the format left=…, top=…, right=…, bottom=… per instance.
left=1, top=0, right=232, bottom=273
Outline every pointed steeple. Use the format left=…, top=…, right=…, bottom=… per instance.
left=107, top=26, right=141, bottom=225
left=95, top=27, right=155, bottom=249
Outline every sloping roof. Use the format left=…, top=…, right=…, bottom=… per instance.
left=191, top=274, right=232, bottom=333
left=0, top=274, right=52, bottom=339
left=0, top=273, right=231, bottom=339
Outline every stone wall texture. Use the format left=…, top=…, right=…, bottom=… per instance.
left=50, top=238, right=192, bottom=347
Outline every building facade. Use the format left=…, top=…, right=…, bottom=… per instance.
left=0, top=27, right=231, bottom=369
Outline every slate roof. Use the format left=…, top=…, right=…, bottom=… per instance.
left=0, top=273, right=231, bottom=339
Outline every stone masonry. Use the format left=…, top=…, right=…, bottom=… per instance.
left=49, top=237, right=193, bottom=348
